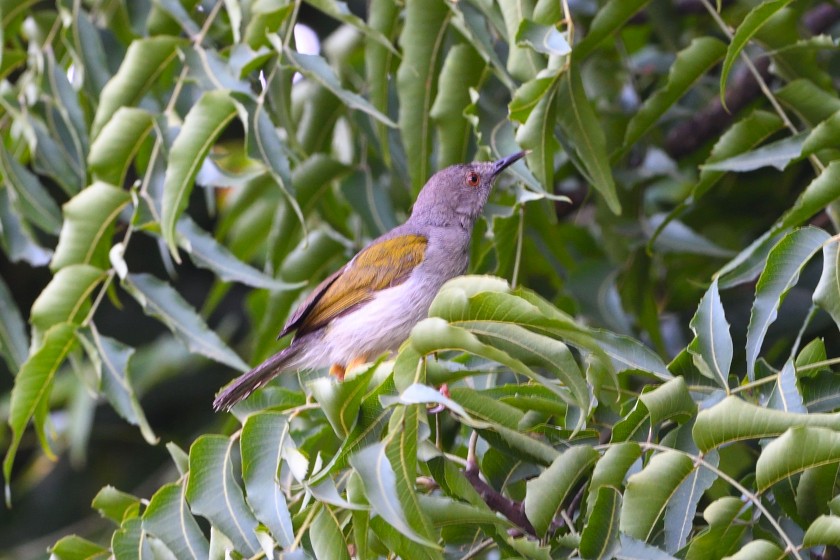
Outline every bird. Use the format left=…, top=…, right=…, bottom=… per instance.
left=213, top=151, right=527, bottom=411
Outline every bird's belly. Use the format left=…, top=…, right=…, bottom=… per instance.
left=322, top=273, right=440, bottom=364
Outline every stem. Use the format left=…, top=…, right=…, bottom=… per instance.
left=511, top=205, right=524, bottom=289
left=730, top=374, right=779, bottom=394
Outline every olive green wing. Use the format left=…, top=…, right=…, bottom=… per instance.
left=279, top=234, right=427, bottom=338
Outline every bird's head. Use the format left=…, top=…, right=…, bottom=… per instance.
left=409, top=151, right=527, bottom=229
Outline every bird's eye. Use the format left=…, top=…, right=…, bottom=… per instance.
left=465, top=171, right=480, bottom=187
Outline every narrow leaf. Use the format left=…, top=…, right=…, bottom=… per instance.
left=702, top=132, right=807, bottom=173
left=778, top=160, right=840, bottom=231
left=693, top=396, right=840, bottom=452
left=687, top=279, right=732, bottom=389
left=177, top=218, right=302, bottom=290
left=161, top=90, right=240, bottom=259
left=745, top=227, right=829, bottom=378
left=0, top=274, right=28, bottom=371
left=143, top=481, right=210, bottom=560
left=556, top=64, right=621, bottom=214
left=524, top=445, right=599, bottom=535
left=573, top=0, right=652, bottom=59
left=580, top=486, right=621, bottom=560
left=186, top=435, right=261, bottom=555
left=397, top=0, right=450, bottom=192
left=82, top=326, right=157, bottom=444
left=350, top=443, right=441, bottom=549
left=123, top=273, right=249, bottom=372
left=4, top=323, right=76, bottom=502
left=89, top=108, right=156, bottom=186
left=620, top=450, right=695, bottom=541
left=720, top=0, right=797, bottom=103
left=92, top=36, right=185, bottom=138
left=240, top=412, right=295, bottom=549
left=516, top=20, right=571, bottom=56
left=284, top=48, right=395, bottom=127
left=756, top=426, right=840, bottom=491
left=30, top=265, right=106, bottom=332
left=52, top=182, right=130, bottom=271
left=0, top=147, right=62, bottom=234
left=815, top=238, right=840, bottom=331
left=311, top=505, right=352, bottom=560
left=622, top=37, right=727, bottom=153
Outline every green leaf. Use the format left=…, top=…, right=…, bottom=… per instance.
left=556, top=64, right=621, bottom=214
left=4, top=322, right=76, bottom=504
left=499, top=0, right=544, bottom=82
left=240, top=412, right=295, bottom=549
left=687, top=279, right=732, bottom=389
left=161, top=90, right=240, bottom=259
left=664, top=450, right=718, bottom=552
left=756, top=426, right=840, bottom=491
left=177, top=218, right=302, bottom=290
left=776, top=79, right=840, bottom=126
left=803, top=515, right=840, bottom=547
left=89, top=108, right=156, bottom=186
left=613, top=378, right=696, bottom=442
left=768, top=358, right=805, bottom=413
left=802, top=108, right=840, bottom=157
left=30, top=265, right=106, bottom=332
left=186, top=435, right=260, bottom=555
left=311, top=505, right=352, bottom=560
left=815, top=239, right=840, bottom=331
left=515, top=19, right=571, bottom=56
left=49, top=535, right=109, bottom=560
left=112, top=517, right=153, bottom=560
left=385, top=406, right=436, bottom=546
left=92, top=36, right=185, bottom=138
left=52, top=182, right=131, bottom=271
left=693, top=110, right=784, bottom=200
left=92, top=486, right=141, bottom=525
left=693, top=396, right=840, bottom=452
left=143, top=481, right=209, bottom=560
left=723, top=539, right=784, bottom=560
left=350, top=442, right=441, bottom=549
left=587, top=442, right=641, bottom=516
left=80, top=326, right=157, bottom=444
left=745, top=226, right=829, bottom=378
left=123, top=273, right=249, bottom=372
left=524, top=445, right=599, bottom=535
left=397, top=0, right=450, bottom=192
left=620, top=450, right=695, bottom=541
left=0, top=147, right=62, bottom=234
left=573, top=0, right=652, bottom=59
left=720, top=0, right=797, bottom=104
left=580, top=486, right=621, bottom=560
left=515, top=76, right=560, bottom=189
left=622, top=37, right=726, bottom=154
left=310, top=364, right=377, bottom=437
left=304, top=0, right=399, bottom=55
left=0, top=274, right=28, bottom=371
left=777, top=160, right=840, bottom=231
left=702, top=131, right=807, bottom=173
left=430, top=43, right=485, bottom=168
left=283, top=48, right=395, bottom=128
left=0, top=186, right=53, bottom=267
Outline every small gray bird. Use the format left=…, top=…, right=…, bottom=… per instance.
left=213, top=151, right=526, bottom=411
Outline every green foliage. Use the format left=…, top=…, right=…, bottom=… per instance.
left=2, top=1, right=840, bottom=559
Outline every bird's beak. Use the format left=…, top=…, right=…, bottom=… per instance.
left=491, top=150, right=528, bottom=178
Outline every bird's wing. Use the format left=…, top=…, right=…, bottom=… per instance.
left=278, top=233, right=428, bottom=338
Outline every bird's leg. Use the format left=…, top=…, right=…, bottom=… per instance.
left=346, top=356, right=367, bottom=374
left=329, top=356, right=368, bottom=381
left=329, top=363, right=346, bottom=380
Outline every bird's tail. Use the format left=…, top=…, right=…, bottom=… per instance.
left=213, top=343, right=302, bottom=411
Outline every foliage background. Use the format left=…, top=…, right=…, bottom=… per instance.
left=2, top=0, right=840, bottom=558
